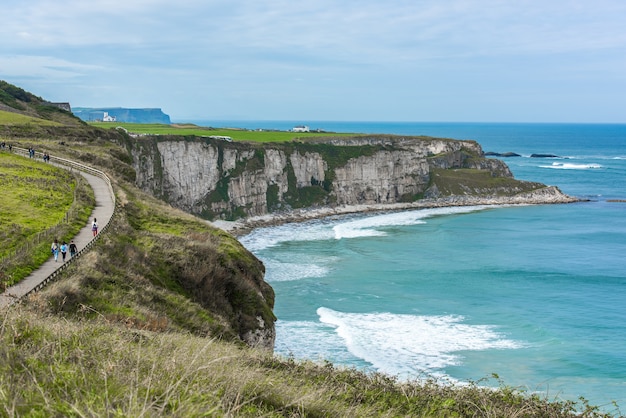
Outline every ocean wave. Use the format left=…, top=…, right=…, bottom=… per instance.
left=332, top=206, right=488, bottom=240
left=274, top=320, right=364, bottom=364
left=574, top=155, right=626, bottom=160
left=519, top=154, right=625, bottom=160
left=317, top=307, right=523, bottom=378
left=577, top=155, right=626, bottom=160
left=239, top=219, right=334, bottom=251
left=332, top=214, right=424, bottom=239
left=263, top=258, right=333, bottom=282
left=540, top=162, right=603, bottom=170
left=241, top=206, right=489, bottom=250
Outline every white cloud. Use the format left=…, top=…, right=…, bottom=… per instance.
left=0, top=55, right=102, bottom=79
left=1, top=0, right=625, bottom=121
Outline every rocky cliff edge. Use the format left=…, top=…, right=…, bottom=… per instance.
left=129, top=134, right=577, bottom=227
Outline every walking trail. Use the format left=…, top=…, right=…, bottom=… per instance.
left=0, top=161, right=115, bottom=309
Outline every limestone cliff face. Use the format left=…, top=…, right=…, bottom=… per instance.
left=130, top=135, right=552, bottom=221
left=332, top=150, right=429, bottom=205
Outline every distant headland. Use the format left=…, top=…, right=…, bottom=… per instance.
left=72, top=107, right=171, bottom=124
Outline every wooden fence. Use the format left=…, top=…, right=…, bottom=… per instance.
left=1, top=147, right=117, bottom=303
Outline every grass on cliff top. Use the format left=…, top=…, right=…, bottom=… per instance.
left=0, top=151, right=95, bottom=287
left=430, top=167, right=545, bottom=196
left=1, top=307, right=618, bottom=417
left=0, top=152, right=74, bottom=236
left=89, top=121, right=359, bottom=142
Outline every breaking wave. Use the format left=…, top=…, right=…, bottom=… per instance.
left=316, top=307, right=524, bottom=378
left=540, top=162, right=603, bottom=170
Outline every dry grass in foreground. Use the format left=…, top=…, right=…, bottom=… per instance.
left=1, top=306, right=619, bottom=417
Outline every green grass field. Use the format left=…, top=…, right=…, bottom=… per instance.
left=0, top=152, right=75, bottom=247
left=0, top=109, right=62, bottom=126
left=89, top=122, right=358, bottom=142
left=0, top=151, right=94, bottom=286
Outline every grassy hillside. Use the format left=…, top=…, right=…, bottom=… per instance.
left=0, top=151, right=94, bottom=287
left=0, top=81, right=618, bottom=416
left=3, top=306, right=614, bottom=417
left=0, top=153, right=75, bottom=244
left=0, top=81, right=81, bottom=126
left=0, top=109, right=63, bottom=126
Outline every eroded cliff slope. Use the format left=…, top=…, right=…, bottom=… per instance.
left=130, top=134, right=572, bottom=221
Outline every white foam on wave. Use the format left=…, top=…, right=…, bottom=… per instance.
left=565, top=155, right=626, bottom=160
left=240, top=206, right=489, bottom=249
left=521, top=154, right=626, bottom=161
left=317, top=307, right=523, bottom=378
left=540, top=162, right=603, bottom=170
left=332, top=214, right=422, bottom=239
left=274, top=319, right=361, bottom=364
left=264, top=258, right=333, bottom=282
left=239, top=220, right=334, bottom=252
left=332, top=206, right=488, bottom=240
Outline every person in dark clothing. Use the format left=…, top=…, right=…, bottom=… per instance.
left=69, top=240, right=78, bottom=258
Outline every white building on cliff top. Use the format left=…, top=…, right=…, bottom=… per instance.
left=102, top=112, right=116, bottom=122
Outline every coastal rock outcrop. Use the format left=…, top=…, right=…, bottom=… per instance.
left=130, top=134, right=574, bottom=221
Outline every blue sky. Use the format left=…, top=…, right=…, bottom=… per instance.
left=1, top=0, right=625, bottom=123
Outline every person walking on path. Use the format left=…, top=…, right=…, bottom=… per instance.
left=69, top=240, right=78, bottom=258
left=92, top=218, right=98, bottom=236
left=51, top=239, right=59, bottom=262
left=60, top=241, right=68, bottom=262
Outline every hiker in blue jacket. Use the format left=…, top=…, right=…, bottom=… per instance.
left=60, top=241, right=68, bottom=262
left=51, top=239, right=59, bottom=262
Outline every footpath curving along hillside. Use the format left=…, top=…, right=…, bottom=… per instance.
left=0, top=148, right=116, bottom=309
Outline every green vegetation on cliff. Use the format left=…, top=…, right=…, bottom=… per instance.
left=3, top=306, right=615, bottom=417
left=429, top=167, right=545, bottom=196
left=37, top=183, right=274, bottom=341
left=0, top=110, right=62, bottom=126
left=0, top=81, right=78, bottom=126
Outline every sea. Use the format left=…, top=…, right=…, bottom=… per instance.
left=187, top=121, right=626, bottom=412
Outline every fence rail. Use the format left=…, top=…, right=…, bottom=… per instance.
left=1, top=147, right=117, bottom=305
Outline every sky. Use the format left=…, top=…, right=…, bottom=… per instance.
left=1, top=0, right=625, bottom=123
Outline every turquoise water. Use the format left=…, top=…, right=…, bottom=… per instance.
left=224, top=122, right=626, bottom=411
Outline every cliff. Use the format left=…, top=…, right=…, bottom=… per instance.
left=129, top=134, right=573, bottom=222
left=73, top=107, right=171, bottom=123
